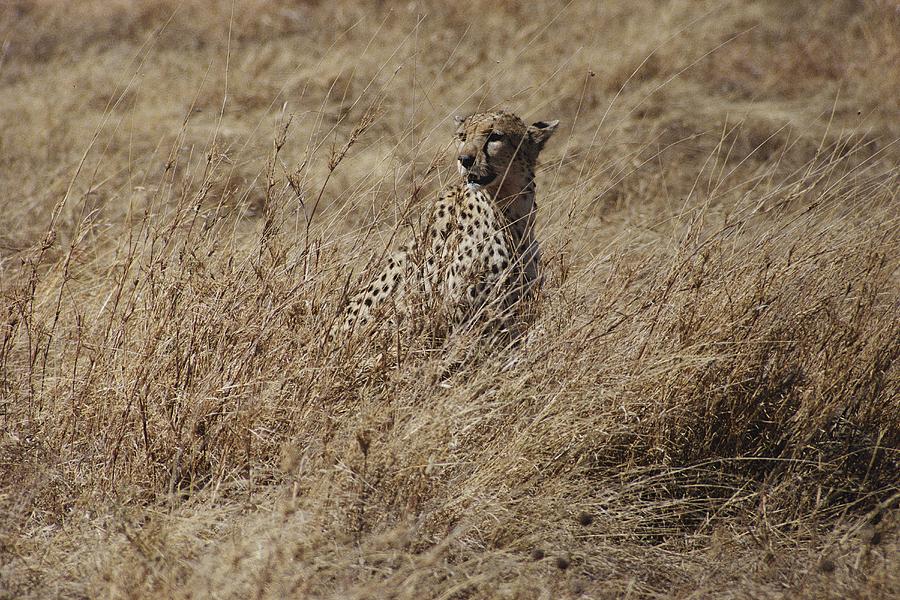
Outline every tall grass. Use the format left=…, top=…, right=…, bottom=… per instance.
left=1, top=1, right=897, bottom=598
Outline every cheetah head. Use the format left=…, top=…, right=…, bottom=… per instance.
left=454, top=111, right=559, bottom=195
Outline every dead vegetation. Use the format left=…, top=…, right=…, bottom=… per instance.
left=0, top=1, right=898, bottom=598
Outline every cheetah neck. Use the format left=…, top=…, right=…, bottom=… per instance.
left=493, top=177, right=538, bottom=249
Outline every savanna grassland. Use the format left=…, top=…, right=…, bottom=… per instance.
left=1, top=1, right=899, bottom=598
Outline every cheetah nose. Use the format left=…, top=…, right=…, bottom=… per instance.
left=458, top=154, right=475, bottom=169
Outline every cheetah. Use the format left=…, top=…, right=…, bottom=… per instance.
left=344, top=110, right=559, bottom=336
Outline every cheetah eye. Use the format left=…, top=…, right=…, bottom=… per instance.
left=457, top=132, right=467, bottom=142
left=487, top=132, right=504, bottom=143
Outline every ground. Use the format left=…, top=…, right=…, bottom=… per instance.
left=0, top=1, right=898, bottom=599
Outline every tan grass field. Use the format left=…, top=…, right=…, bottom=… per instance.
left=1, top=1, right=899, bottom=598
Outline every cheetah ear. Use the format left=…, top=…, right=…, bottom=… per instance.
left=527, top=119, right=560, bottom=152
left=454, top=115, right=466, bottom=125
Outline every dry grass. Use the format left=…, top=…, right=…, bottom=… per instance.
left=1, top=1, right=898, bottom=598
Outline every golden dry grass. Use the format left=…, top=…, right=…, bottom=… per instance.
left=1, top=1, right=898, bottom=598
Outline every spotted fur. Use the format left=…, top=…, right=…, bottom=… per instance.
left=344, top=110, right=558, bottom=334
